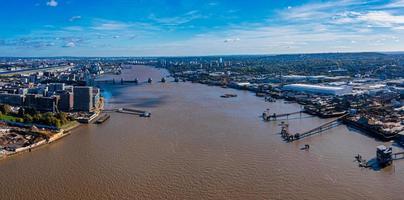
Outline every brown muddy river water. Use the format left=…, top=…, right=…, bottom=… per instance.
left=0, top=65, right=403, bottom=200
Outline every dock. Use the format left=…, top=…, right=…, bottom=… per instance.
left=103, top=107, right=151, bottom=117
left=279, top=114, right=348, bottom=142
left=355, top=145, right=404, bottom=169
left=262, top=110, right=303, bottom=121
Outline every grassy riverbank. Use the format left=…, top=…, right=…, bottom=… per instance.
left=0, top=114, right=22, bottom=122
left=61, top=121, right=80, bottom=131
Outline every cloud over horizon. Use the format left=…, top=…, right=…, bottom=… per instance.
left=1, top=0, right=404, bottom=56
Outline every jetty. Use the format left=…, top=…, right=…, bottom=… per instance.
left=279, top=114, right=348, bottom=142
left=103, top=108, right=151, bottom=117
left=262, top=110, right=303, bottom=121
left=357, top=145, right=404, bottom=169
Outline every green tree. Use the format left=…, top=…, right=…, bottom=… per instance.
left=43, top=112, right=53, bottom=125
left=54, top=119, right=61, bottom=128
left=56, top=112, right=68, bottom=125
left=0, top=104, right=12, bottom=115
left=33, top=113, right=42, bottom=123
left=23, top=114, right=33, bottom=123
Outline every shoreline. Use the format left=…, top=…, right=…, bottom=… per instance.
left=0, top=97, right=104, bottom=161
left=0, top=121, right=81, bottom=160
left=168, top=72, right=402, bottom=143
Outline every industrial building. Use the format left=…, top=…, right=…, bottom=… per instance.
left=282, top=84, right=352, bottom=95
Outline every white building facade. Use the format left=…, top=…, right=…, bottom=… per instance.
left=282, top=84, right=352, bottom=95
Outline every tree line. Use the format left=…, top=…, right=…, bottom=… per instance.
left=0, top=104, right=72, bottom=128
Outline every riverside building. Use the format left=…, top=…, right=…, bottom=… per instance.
left=73, top=86, right=93, bottom=112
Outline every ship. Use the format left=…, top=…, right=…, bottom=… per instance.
left=220, top=94, right=237, bottom=98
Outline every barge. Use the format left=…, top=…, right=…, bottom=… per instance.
left=220, top=94, right=237, bottom=98
left=95, top=114, right=110, bottom=124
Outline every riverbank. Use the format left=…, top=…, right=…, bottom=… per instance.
left=0, top=96, right=103, bottom=160
left=0, top=121, right=81, bottom=160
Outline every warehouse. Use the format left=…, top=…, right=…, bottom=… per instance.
left=282, top=84, right=352, bottom=95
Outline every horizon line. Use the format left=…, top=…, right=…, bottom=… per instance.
left=1, top=51, right=404, bottom=59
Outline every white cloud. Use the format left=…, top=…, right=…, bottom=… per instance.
left=331, top=11, right=361, bottom=24
left=46, top=0, right=58, bottom=7
left=6, top=0, right=404, bottom=56
left=278, top=0, right=404, bottom=31
left=382, top=0, right=404, bottom=8
left=93, top=22, right=130, bottom=30
left=279, top=0, right=362, bottom=21
left=69, top=16, right=82, bottom=22
left=358, top=11, right=404, bottom=27
left=149, top=10, right=206, bottom=26
left=331, top=10, right=404, bottom=28
left=63, top=42, right=75, bottom=48
left=63, top=26, right=83, bottom=31
left=393, top=26, right=404, bottom=30
left=224, top=38, right=240, bottom=43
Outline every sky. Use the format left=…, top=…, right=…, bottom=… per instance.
left=1, top=0, right=404, bottom=56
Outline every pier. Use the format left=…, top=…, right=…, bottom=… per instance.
left=279, top=114, right=348, bottom=142
left=262, top=110, right=303, bottom=121
left=103, top=108, right=151, bottom=117
left=357, top=146, right=404, bottom=169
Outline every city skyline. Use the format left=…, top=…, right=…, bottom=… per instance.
left=1, top=0, right=404, bottom=56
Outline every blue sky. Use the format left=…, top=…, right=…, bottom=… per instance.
left=1, top=0, right=404, bottom=56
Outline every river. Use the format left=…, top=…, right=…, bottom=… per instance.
left=0, top=65, right=403, bottom=200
